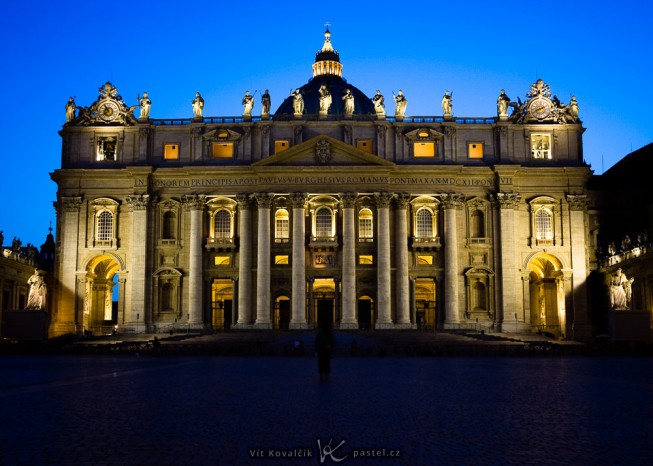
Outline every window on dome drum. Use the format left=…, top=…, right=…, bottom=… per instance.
left=531, top=134, right=552, bottom=159
left=212, top=142, right=233, bottom=158
left=275, top=209, right=289, bottom=242
left=468, top=142, right=483, bottom=159
left=359, top=255, right=373, bottom=265
left=415, top=208, right=434, bottom=238
left=417, top=255, right=433, bottom=265
left=164, top=144, right=179, bottom=160
left=275, top=255, right=289, bottom=265
left=358, top=208, right=373, bottom=241
left=535, top=208, right=553, bottom=241
left=96, top=136, right=117, bottom=161
left=315, top=207, right=333, bottom=238
left=96, top=210, right=113, bottom=241
left=213, top=210, right=231, bottom=239
left=356, top=139, right=372, bottom=153
left=274, top=140, right=290, bottom=154
left=215, top=256, right=231, bottom=266
left=162, top=211, right=176, bottom=239
left=414, top=142, right=435, bottom=157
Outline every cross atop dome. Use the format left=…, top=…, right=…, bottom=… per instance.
left=313, top=26, right=342, bottom=78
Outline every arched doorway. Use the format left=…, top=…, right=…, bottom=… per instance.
left=527, top=253, right=566, bottom=338
left=211, top=279, right=233, bottom=330
left=357, top=295, right=374, bottom=329
left=274, top=295, right=291, bottom=329
left=313, top=278, right=335, bottom=328
left=85, top=254, right=121, bottom=335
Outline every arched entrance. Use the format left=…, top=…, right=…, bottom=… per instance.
left=313, top=278, right=335, bottom=328
left=274, top=295, right=291, bottom=329
left=527, top=253, right=567, bottom=338
left=85, top=254, right=121, bottom=335
left=211, top=279, right=233, bottom=330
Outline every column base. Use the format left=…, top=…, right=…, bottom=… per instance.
left=232, top=323, right=254, bottom=330
left=394, top=322, right=415, bottom=330
left=339, top=322, right=359, bottom=330
left=289, top=322, right=310, bottom=330
left=374, top=322, right=395, bottom=330
left=498, top=321, right=532, bottom=333
left=254, top=322, right=272, bottom=329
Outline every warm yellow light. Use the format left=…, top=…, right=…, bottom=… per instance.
left=212, top=142, right=233, bottom=158
left=274, top=140, right=290, bottom=154
left=164, top=144, right=179, bottom=160
left=417, top=255, right=433, bottom=265
left=468, top=142, right=483, bottom=159
left=275, top=255, right=289, bottom=265
left=215, top=256, right=231, bottom=265
left=356, top=139, right=373, bottom=153
left=414, top=142, right=435, bottom=157
left=359, top=255, right=373, bottom=265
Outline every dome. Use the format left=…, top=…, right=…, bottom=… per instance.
left=273, top=28, right=376, bottom=119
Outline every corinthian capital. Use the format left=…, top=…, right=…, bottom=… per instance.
left=126, top=194, right=150, bottom=211
left=566, top=194, right=588, bottom=211
left=236, top=193, right=251, bottom=209
left=290, top=192, right=308, bottom=209
left=440, top=193, right=465, bottom=209
left=254, top=192, right=274, bottom=209
left=61, top=196, right=83, bottom=212
left=374, top=192, right=394, bottom=208
left=394, top=193, right=411, bottom=209
left=181, top=194, right=205, bottom=210
left=494, top=192, right=522, bottom=209
left=339, top=192, right=358, bottom=208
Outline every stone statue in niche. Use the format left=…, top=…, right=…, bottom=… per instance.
left=192, top=92, right=204, bottom=118
left=138, top=92, right=151, bottom=119
left=609, top=268, right=634, bottom=310
left=242, top=90, right=254, bottom=117
left=393, top=90, right=407, bottom=118
left=26, top=269, right=47, bottom=310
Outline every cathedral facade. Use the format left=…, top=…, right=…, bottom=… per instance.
left=50, top=30, right=592, bottom=338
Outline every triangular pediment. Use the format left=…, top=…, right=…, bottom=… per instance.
left=252, top=135, right=395, bottom=167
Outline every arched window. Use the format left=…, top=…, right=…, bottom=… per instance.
left=214, top=210, right=231, bottom=239
left=275, top=209, right=289, bottom=242
left=315, top=207, right=332, bottom=238
left=162, top=211, right=176, bottom=239
left=470, top=210, right=484, bottom=238
left=535, top=208, right=553, bottom=240
left=358, top=208, right=373, bottom=241
left=97, top=211, right=113, bottom=241
left=415, top=208, right=434, bottom=238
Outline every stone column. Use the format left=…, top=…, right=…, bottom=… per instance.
left=395, top=194, right=411, bottom=328
left=409, top=277, right=417, bottom=326
left=308, top=277, right=315, bottom=327
left=255, top=193, right=274, bottom=328
left=374, top=192, right=394, bottom=328
left=235, top=194, right=252, bottom=328
left=290, top=193, right=308, bottom=329
left=521, top=271, right=532, bottom=327
left=442, top=193, right=465, bottom=327
left=183, top=194, right=205, bottom=328
left=340, top=193, right=358, bottom=329
left=566, top=195, right=591, bottom=339
left=126, top=195, right=150, bottom=332
left=54, top=197, right=82, bottom=336
left=231, top=277, right=238, bottom=327
left=495, top=192, right=525, bottom=332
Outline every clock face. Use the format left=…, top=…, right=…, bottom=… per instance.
left=97, top=100, right=120, bottom=122
left=529, top=98, right=552, bottom=120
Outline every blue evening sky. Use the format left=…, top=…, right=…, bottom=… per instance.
left=0, top=0, right=650, bottom=247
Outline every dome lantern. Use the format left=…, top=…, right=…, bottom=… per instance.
left=313, top=26, right=342, bottom=78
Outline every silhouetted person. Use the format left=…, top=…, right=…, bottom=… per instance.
left=315, top=325, right=334, bottom=381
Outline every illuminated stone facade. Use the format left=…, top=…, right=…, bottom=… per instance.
left=50, top=30, right=592, bottom=338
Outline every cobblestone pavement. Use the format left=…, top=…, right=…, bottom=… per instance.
left=1, top=355, right=652, bottom=465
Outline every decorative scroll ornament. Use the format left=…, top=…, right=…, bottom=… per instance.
left=67, top=82, right=138, bottom=127
left=314, top=140, right=332, bottom=165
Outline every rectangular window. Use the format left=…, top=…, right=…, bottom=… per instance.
left=531, top=134, right=552, bottom=159
left=414, top=142, right=435, bottom=157
left=356, top=139, right=373, bottom=153
left=417, top=255, right=433, bottom=265
left=359, top=255, right=373, bottom=265
left=215, top=256, right=231, bottom=266
left=274, top=140, right=290, bottom=154
left=212, top=142, right=234, bottom=158
left=468, top=142, right=484, bottom=159
left=275, top=255, right=289, bottom=265
left=164, top=144, right=179, bottom=160
left=96, top=136, right=117, bottom=161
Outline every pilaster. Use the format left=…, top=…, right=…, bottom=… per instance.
left=441, top=193, right=464, bottom=326
left=495, top=192, right=523, bottom=332
left=395, top=194, right=412, bottom=328
left=290, top=193, right=309, bottom=329
left=374, top=192, right=394, bottom=328
left=182, top=194, right=205, bottom=328
left=340, top=193, right=358, bottom=329
left=255, top=193, right=274, bottom=328
left=234, top=194, right=253, bottom=328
